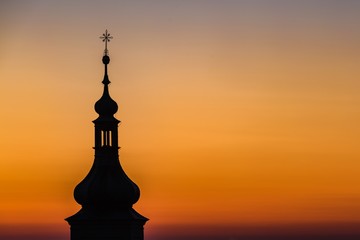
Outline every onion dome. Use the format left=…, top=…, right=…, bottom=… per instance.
left=73, top=159, right=141, bottom=209
left=94, top=55, right=118, bottom=117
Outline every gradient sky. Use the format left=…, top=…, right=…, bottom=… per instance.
left=1, top=0, right=360, bottom=239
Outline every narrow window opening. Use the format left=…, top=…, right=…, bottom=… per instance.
left=109, top=131, right=112, bottom=146
left=100, top=130, right=113, bottom=147
left=105, top=131, right=108, bottom=146
left=101, top=131, right=104, bottom=146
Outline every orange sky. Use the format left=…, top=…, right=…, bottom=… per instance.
left=1, top=0, right=360, bottom=239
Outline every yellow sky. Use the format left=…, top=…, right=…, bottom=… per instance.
left=1, top=0, right=360, bottom=238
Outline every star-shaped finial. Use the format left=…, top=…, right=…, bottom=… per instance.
left=100, top=29, right=113, bottom=55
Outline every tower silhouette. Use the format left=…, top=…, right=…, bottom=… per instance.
left=66, top=30, right=148, bottom=240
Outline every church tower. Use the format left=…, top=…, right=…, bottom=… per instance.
left=66, top=30, right=148, bottom=240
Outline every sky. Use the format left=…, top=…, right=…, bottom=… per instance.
left=1, top=0, right=360, bottom=239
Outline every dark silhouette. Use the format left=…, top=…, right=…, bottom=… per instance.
left=66, top=30, right=148, bottom=240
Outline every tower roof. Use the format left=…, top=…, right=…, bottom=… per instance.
left=73, top=30, right=141, bottom=209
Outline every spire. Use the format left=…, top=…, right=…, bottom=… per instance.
left=94, top=30, right=118, bottom=118
left=66, top=31, right=148, bottom=240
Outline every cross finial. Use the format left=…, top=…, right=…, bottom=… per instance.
left=100, top=29, right=113, bottom=56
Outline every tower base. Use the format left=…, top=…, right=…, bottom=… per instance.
left=66, top=208, right=148, bottom=240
